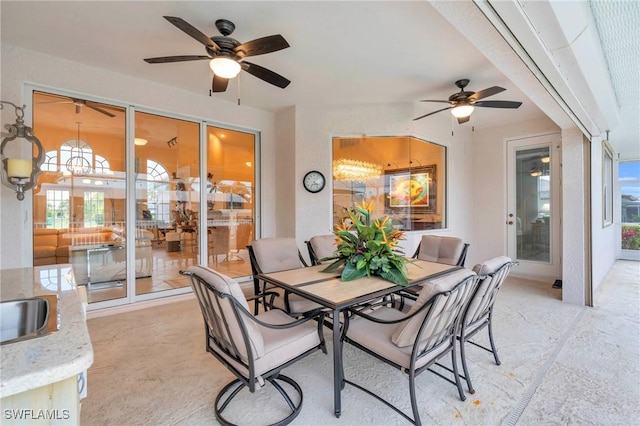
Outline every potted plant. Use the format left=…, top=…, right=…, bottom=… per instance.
left=322, top=200, right=409, bottom=285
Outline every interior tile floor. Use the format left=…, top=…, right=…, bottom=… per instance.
left=82, top=260, right=639, bottom=425
left=86, top=245, right=253, bottom=304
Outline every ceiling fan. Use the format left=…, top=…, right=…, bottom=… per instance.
left=144, top=16, right=291, bottom=93
left=38, top=96, right=117, bottom=117
left=413, top=79, right=522, bottom=124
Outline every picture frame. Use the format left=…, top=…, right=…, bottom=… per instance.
left=385, top=165, right=437, bottom=213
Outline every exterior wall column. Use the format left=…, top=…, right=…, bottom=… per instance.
left=561, top=127, right=588, bottom=305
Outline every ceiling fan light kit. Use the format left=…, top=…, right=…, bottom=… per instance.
left=144, top=16, right=291, bottom=93
left=414, top=79, right=522, bottom=124
left=451, top=104, right=474, bottom=118
left=134, top=138, right=148, bottom=146
left=209, top=57, right=241, bottom=78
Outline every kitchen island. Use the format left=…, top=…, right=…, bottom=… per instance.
left=1, top=264, right=93, bottom=424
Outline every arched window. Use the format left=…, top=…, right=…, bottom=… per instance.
left=146, top=159, right=170, bottom=222
left=41, top=140, right=111, bottom=175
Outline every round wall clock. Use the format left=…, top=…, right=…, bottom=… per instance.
left=303, top=170, right=326, bottom=193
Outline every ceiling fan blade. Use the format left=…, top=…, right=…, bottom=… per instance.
left=474, top=100, right=522, bottom=109
left=144, top=55, right=210, bottom=64
left=211, top=75, right=229, bottom=93
left=163, top=16, right=220, bottom=53
left=419, top=99, right=452, bottom=104
left=412, top=106, right=453, bottom=121
left=85, top=103, right=116, bottom=118
left=457, top=115, right=470, bottom=124
left=235, top=35, right=290, bottom=58
left=241, top=61, right=290, bottom=88
left=468, top=86, right=505, bottom=101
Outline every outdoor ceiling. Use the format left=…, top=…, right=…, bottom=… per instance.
left=1, top=1, right=545, bottom=131
left=0, top=1, right=636, bottom=156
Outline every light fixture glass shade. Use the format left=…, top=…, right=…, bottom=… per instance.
left=209, top=57, right=241, bottom=79
left=134, top=138, right=148, bottom=146
left=1, top=101, right=45, bottom=200
left=451, top=104, right=474, bottom=118
left=541, top=156, right=550, bottom=163
left=530, top=167, right=543, bottom=177
left=333, top=159, right=383, bottom=181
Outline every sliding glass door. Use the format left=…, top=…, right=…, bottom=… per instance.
left=31, top=89, right=257, bottom=307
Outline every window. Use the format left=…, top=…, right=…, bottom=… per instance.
left=46, top=190, right=70, bottom=228
left=83, top=191, right=105, bottom=227
left=603, top=142, right=614, bottom=227
left=332, top=136, right=446, bottom=231
left=146, top=159, right=170, bottom=222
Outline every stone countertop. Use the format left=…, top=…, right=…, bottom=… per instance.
left=0, top=264, right=93, bottom=398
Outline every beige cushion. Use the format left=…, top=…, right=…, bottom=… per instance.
left=309, top=234, right=337, bottom=261
left=210, top=308, right=321, bottom=377
left=33, top=245, right=56, bottom=258
left=187, top=266, right=265, bottom=360
left=417, top=235, right=464, bottom=265
left=392, top=268, right=476, bottom=347
left=347, top=307, right=450, bottom=369
left=250, top=238, right=304, bottom=273
left=472, top=256, right=512, bottom=276
left=465, top=256, right=512, bottom=323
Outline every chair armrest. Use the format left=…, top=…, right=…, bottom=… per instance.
left=232, top=297, right=326, bottom=330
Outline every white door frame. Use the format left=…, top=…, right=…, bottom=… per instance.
left=506, top=133, right=562, bottom=280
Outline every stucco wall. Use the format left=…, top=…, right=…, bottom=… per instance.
left=0, top=43, right=277, bottom=270
left=470, top=117, right=559, bottom=267
left=291, top=103, right=475, bottom=264
left=591, top=136, right=618, bottom=293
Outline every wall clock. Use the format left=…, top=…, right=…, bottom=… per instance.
left=303, top=170, right=326, bottom=193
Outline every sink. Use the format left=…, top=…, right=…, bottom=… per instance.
left=0, top=295, right=58, bottom=345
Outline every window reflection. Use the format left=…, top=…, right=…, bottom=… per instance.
left=332, top=136, right=446, bottom=231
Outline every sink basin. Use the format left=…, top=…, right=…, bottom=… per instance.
left=0, top=295, right=58, bottom=345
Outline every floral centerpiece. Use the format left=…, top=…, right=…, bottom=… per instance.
left=321, top=200, right=409, bottom=285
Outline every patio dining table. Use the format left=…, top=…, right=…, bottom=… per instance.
left=258, top=259, right=461, bottom=418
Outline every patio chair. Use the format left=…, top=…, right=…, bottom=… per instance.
left=181, top=266, right=326, bottom=426
left=412, top=234, right=469, bottom=266
left=458, top=256, right=517, bottom=394
left=247, top=237, right=323, bottom=316
left=341, top=269, right=481, bottom=425
left=304, top=234, right=337, bottom=265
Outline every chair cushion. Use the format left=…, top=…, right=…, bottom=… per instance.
left=465, top=256, right=512, bottom=323
left=392, top=268, right=475, bottom=347
left=270, top=288, right=323, bottom=314
left=210, top=308, right=321, bottom=377
left=187, top=266, right=265, bottom=359
left=309, top=234, right=337, bottom=261
left=250, top=238, right=304, bottom=273
left=417, top=235, right=463, bottom=265
left=472, top=256, right=512, bottom=276
left=347, top=307, right=450, bottom=370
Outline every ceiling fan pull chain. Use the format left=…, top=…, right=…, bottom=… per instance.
left=237, top=73, right=241, bottom=106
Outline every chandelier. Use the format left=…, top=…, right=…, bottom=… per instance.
left=333, top=159, right=382, bottom=181
left=64, top=122, right=92, bottom=176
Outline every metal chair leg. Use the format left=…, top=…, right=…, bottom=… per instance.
left=459, top=336, right=475, bottom=394
left=487, top=317, right=501, bottom=365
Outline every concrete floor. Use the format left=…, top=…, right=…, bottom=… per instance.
left=82, top=260, right=639, bottom=425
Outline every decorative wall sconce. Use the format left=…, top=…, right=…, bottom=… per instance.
left=1, top=101, right=44, bottom=200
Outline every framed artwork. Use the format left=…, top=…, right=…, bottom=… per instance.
left=385, top=165, right=437, bottom=213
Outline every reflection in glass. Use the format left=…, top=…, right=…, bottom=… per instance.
left=332, top=136, right=446, bottom=231
left=32, top=91, right=128, bottom=303
left=134, top=111, right=200, bottom=296
left=205, top=126, right=255, bottom=278
left=515, top=147, right=551, bottom=262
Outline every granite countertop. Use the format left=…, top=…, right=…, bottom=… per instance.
left=0, top=264, right=93, bottom=398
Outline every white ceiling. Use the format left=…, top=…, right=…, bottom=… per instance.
left=0, top=1, right=546, bottom=130
left=0, top=1, right=635, bottom=154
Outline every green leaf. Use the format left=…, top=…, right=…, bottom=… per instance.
left=321, top=258, right=346, bottom=273
left=342, top=262, right=368, bottom=281
left=378, top=267, right=409, bottom=286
